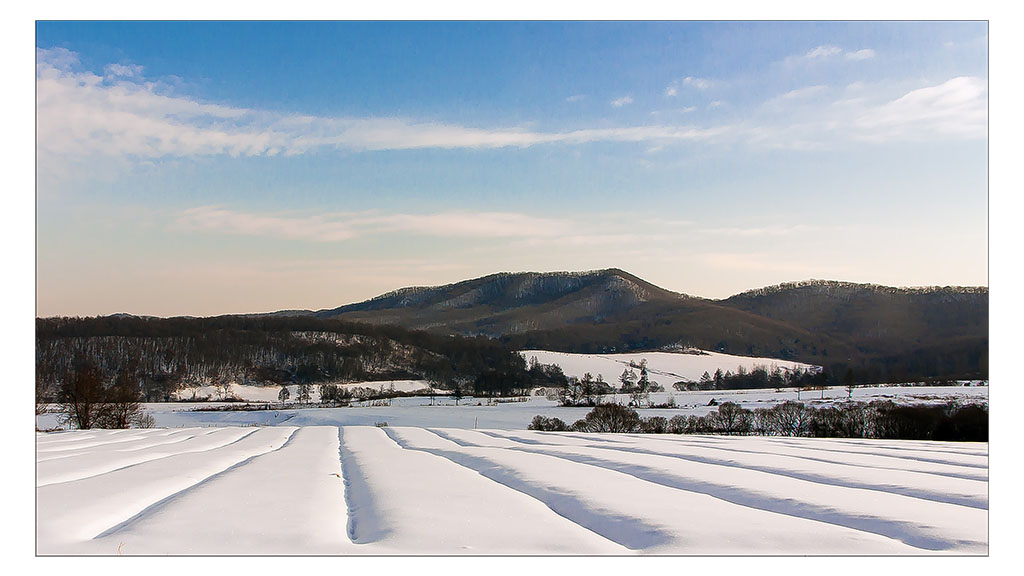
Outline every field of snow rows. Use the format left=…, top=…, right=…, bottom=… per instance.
left=36, top=426, right=988, bottom=555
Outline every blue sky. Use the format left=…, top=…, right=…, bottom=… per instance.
left=35, top=21, right=989, bottom=317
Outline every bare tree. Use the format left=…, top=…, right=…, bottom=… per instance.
left=56, top=359, right=105, bottom=430
left=297, top=382, right=312, bottom=404
left=570, top=404, right=641, bottom=433
left=94, top=369, right=146, bottom=429
left=36, top=374, right=53, bottom=420
left=708, top=402, right=751, bottom=435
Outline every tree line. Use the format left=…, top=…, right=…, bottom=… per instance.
left=37, top=315, right=548, bottom=428
left=529, top=400, right=987, bottom=441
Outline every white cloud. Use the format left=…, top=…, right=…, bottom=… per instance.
left=665, top=76, right=713, bottom=97
left=364, top=211, right=570, bottom=238
left=176, top=206, right=358, bottom=242
left=565, top=94, right=586, bottom=102
left=682, top=76, right=711, bottom=90
left=806, top=45, right=843, bottom=59
left=104, top=63, right=144, bottom=78
left=780, top=85, right=827, bottom=100
left=854, top=76, right=987, bottom=141
left=174, top=207, right=573, bottom=242
left=789, top=45, right=876, bottom=64
left=611, top=95, right=633, bottom=107
left=36, top=48, right=731, bottom=163
left=36, top=48, right=985, bottom=171
left=845, top=49, right=876, bottom=61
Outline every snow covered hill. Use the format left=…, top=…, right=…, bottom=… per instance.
left=36, top=426, right=988, bottom=555
left=520, top=349, right=818, bottom=384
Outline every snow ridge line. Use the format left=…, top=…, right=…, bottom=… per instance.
left=387, top=428, right=671, bottom=550
left=495, top=431, right=988, bottom=493
left=35, top=432, right=200, bottom=463
left=37, top=428, right=261, bottom=488
left=92, top=428, right=300, bottom=540
left=459, top=438, right=972, bottom=551
left=36, top=433, right=152, bottom=453
left=584, top=440, right=987, bottom=510
left=621, top=434, right=989, bottom=482
left=336, top=427, right=387, bottom=545
left=473, top=429, right=545, bottom=445
left=769, top=437, right=988, bottom=461
left=633, top=432, right=988, bottom=459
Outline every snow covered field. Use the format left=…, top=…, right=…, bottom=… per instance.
left=35, top=384, right=988, bottom=431
left=520, top=349, right=820, bottom=384
left=34, top=348, right=989, bottom=555
left=171, top=379, right=431, bottom=403
left=36, top=426, right=987, bottom=555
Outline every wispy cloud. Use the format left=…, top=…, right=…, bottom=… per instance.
left=174, top=206, right=573, bottom=242
left=745, top=76, right=986, bottom=147
left=780, top=85, right=827, bottom=100
left=703, top=224, right=821, bottom=238
left=683, top=76, right=712, bottom=89
left=665, top=76, right=713, bottom=97
left=806, top=45, right=843, bottom=59
left=103, top=62, right=144, bottom=78
left=853, top=76, right=987, bottom=140
left=789, top=45, right=876, bottom=64
left=37, top=48, right=985, bottom=168
left=37, top=48, right=728, bottom=161
left=565, top=94, right=586, bottom=102
left=176, top=206, right=358, bottom=242
left=651, top=106, right=697, bottom=116
left=845, top=49, right=876, bottom=61
left=610, top=95, right=633, bottom=107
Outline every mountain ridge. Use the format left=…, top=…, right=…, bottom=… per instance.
left=279, top=272, right=986, bottom=318
left=42, top=269, right=988, bottom=382
left=288, top=269, right=987, bottom=381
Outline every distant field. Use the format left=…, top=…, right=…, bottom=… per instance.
left=36, top=426, right=988, bottom=555
left=519, top=349, right=820, bottom=384
left=35, top=383, right=988, bottom=431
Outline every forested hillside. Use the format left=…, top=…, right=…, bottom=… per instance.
left=35, top=316, right=537, bottom=402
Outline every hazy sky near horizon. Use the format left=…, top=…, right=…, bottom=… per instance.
left=35, top=21, right=989, bottom=317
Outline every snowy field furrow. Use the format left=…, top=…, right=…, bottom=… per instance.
left=36, top=428, right=214, bottom=462
left=339, top=426, right=625, bottom=554
left=482, top=431, right=987, bottom=508
left=36, top=430, right=164, bottom=453
left=492, top=430, right=988, bottom=482
left=431, top=429, right=986, bottom=552
left=87, top=426, right=355, bottom=555
left=767, top=436, right=989, bottom=459
left=37, top=426, right=988, bottom=555
left=37, top=427, right=296, bottom=553
left=388, top=428, right=919, bottom=554
left=36, top=427, right=256, bottom=487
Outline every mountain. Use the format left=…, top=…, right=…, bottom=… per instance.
left=718, top=280, right=988, bottom=379
left=298, top=271, right=988, bottom=381
left=313, top=269, right=687, bottom=334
